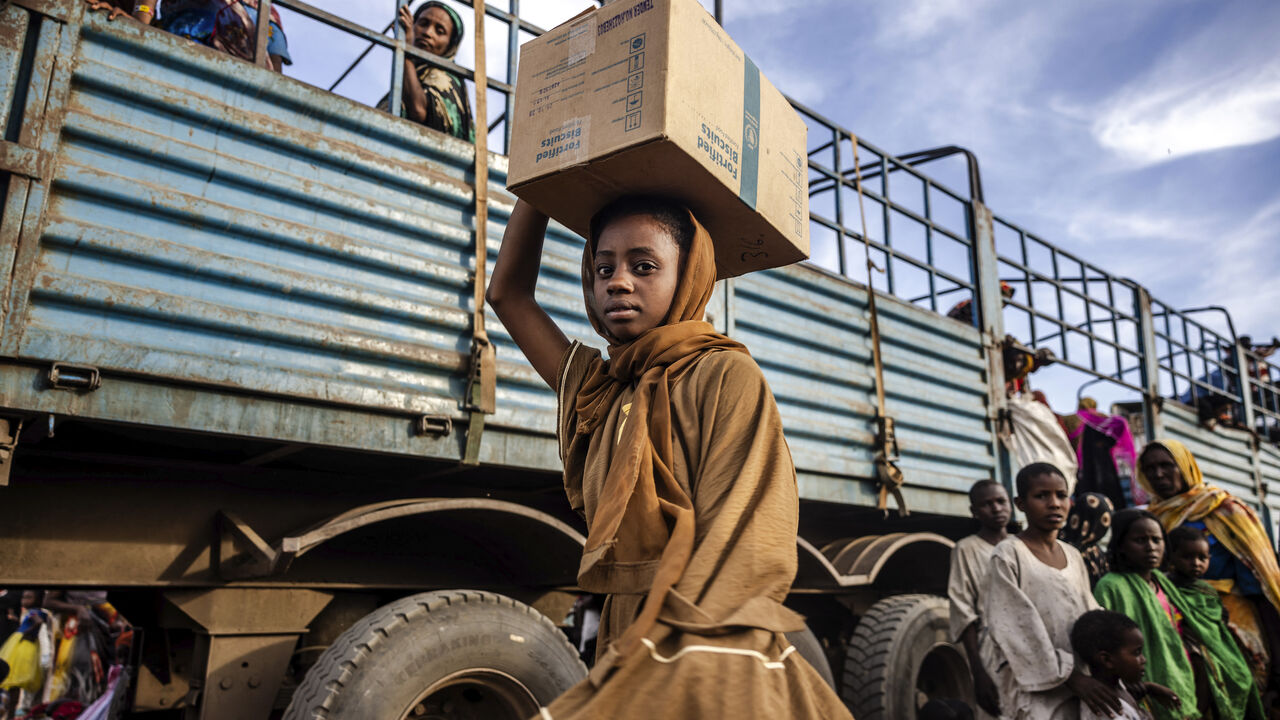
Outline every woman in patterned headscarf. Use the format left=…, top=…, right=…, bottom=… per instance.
left=1061, top=491, right=1116, bottom=587
left=378, top=1, right=475, bottom=141
left=1138, top=439, right=1280, bottom=697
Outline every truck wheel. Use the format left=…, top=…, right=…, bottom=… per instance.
left=786, top=625, right=836, bottom=691
left=284, top=590, right=587, bottom=720
left=843, top=594, right=972, bottom=720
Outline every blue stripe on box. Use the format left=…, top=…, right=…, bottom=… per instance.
left=739, top=55, right=761, bottom=209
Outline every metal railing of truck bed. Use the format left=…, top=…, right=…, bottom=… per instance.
left=797, top=99, right=977, bottom=317
left=787, top=90, right=1280, bottom=492
left=1252, top=353, right=1280, bottom=442
left=245, top=2, right=1280, bottom=478
left=252, top=0, right=602, bottom=155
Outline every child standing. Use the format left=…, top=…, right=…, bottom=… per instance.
left=949, top=479, right=1011, bottom=718
left=982, top=462, right=1120, bottom=719
left=1070, top=609, right=1181, bottom=720
left=487, top=198, right=851, bottom=717
left=1094, top=509, right=1262, bottom=720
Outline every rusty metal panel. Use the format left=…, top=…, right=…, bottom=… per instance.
left=6, top=15, right=494, bottom=444
left=2, top=11, right=993, bottom=519
left=1258, top=444, right=1280, bottom=528
left=0, top=4, right=31, bottom=133
left=1161, top=402, right=1259, bottom=505
left=730, top=264, right=994, bottom=514
left=484, top=197, right=597, bottom=447
left=1260, top=446, right=1280, bottom=496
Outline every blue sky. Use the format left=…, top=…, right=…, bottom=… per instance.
left=273, top=0, right=1280, bottom=410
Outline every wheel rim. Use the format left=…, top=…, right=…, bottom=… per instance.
left=913, top=642, right=971, bottom=711
left=400, top=668, right=542, bottom=720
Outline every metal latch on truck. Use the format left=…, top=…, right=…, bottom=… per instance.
left=47, top=362, right=102, bottom=391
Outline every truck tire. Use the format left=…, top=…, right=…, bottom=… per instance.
left=284, top=590, right=587, bottom=720
left=786, top=625, right=836, bottom=691
left=843, top=594, right=972, bottom=720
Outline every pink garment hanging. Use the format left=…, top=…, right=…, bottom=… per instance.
left=1069, top=408, right=1147, bottom=506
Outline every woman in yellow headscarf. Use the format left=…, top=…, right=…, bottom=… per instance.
left=1138, top=439, right=1280, bottom=699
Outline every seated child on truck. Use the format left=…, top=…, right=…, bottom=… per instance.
left=486, top=197, right=851, bottom=718
left=981, top=462, right=1121, bottom=719
left=133, top=0, right=294, bottom=72
left=948, top=479, right=1010, bottom=718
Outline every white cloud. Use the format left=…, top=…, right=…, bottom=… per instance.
left=1196, top=197, right=1280, bottom=335
left=1087, top=2, right=1280, bottom=166
left=754, top=59, right=828, bottom=106
left=1064, top=208, right=1198, bottom=247
left=882, top=0, right=997, bottom=42
left=1093, top=61, right=1280, bottom=165
left=1048, top=196, right=1280, bottom=340
left=714, top=0, right=808, bottom=21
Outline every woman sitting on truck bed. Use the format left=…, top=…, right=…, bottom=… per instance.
left=1139, top=439, right=1280, bottom=703
left=377, top=1, right=475, bottom=142
left=487, top=197, right=851, bottom=718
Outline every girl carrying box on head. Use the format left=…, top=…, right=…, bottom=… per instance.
left=487, top=198, right=851, bottom=718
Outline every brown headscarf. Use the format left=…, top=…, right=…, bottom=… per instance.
left=565, top=208, right=746, bottom=657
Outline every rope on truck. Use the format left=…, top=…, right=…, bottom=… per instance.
left=850, top=135, right=907, bottom=516
left=463, top=1, right=496, bottom=465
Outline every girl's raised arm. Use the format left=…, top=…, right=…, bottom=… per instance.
left=487, top=199, right=571, bottom=387
left=397, top=7, right=429, bottom=123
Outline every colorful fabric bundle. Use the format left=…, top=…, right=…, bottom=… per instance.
left=158, top=0, right=291, bottom=66
left=0, top=608, right=50, bottom=693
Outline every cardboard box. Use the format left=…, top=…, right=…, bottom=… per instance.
left=507, top=0, right=808, bottom=279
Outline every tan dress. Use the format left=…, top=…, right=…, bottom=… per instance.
left=539, top=341, right=853, bottom=719
left=982, top=537, right=1100, bottom=720
left=948, top=534, right=999, bottom=643
left=949, top=534, right=1001, bottom=720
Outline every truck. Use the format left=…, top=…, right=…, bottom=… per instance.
left=2, top=1, right=1279, bottom=718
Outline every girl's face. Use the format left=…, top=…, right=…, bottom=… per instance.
left=592, top=214, right=682, bottom=342
left=414, top=6, right=455, bottom=56
left=1015, top=472, right=1070, bottom=532
left=21, top=590, right=36, bottom=608
left=1141, top=446, right=1186, bottom=499
left=1171, top=537, right=1210, bottom=579
left=1121, top=517, right=1165, bottom=571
